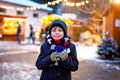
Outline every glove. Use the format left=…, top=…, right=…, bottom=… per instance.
left=50, top=52, right=60, bottom=62
left=60, top=50, right=68, bottom=61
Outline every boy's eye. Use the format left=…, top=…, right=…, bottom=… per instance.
left=58, top=29, right=62, bottom=32
left=52, top=29, right=56, bottom=32
left=51, top=27, right=63, bottom=32
left=52, top=28, right=56, bottom=32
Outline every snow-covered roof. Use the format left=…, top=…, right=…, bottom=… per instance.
left=1, top=0, right=53, bottom=12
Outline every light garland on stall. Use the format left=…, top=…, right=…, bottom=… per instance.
left=64, top=0, right=89, bottom=7
left=0, top=0, right=89, bottom=11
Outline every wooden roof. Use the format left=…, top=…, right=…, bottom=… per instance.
left=0, top=14, right=27, bottom=19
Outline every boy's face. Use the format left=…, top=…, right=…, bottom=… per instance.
left=51, top=26, right=64, bottom=40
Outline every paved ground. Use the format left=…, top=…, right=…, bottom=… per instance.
left=0, top=41, right=120, bottom=80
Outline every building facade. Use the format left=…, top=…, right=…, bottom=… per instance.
left=0, top=0, right=53, bottom=40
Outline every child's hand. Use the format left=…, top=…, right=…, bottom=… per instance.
left=60, top=51, right=68, bottom=61
left=50, top=52, right=60, bottom=62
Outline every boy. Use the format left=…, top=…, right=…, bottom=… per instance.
left=36, top=19, right=79, bottom=80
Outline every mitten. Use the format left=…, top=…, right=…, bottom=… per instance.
left=60, top=50, right=68, bottom=61
left=50, top=52, right=60, bottom=62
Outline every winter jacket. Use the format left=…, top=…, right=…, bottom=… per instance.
left=36, top=42, right=79, bottom=80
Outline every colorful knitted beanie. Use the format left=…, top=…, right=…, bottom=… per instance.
left=48, top=19, right=67, bottom=36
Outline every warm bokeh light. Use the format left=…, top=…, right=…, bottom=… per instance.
left=114, top=0, right=120, bottom=3
left=64, top=0, right=68, bottom=2
left=86, top=0, right=89, bottom=4
left=81, top=2, right=85, bottom=5
left=0, top=0, right=90, bottom=11
left=76, top=3, right=81, bottom=6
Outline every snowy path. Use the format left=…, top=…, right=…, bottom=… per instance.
left=0, top=42, right=120, bottom=80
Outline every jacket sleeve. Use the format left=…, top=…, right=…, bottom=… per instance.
left=35, top=44, right=54, bottom=70
left=61, top=44, right=79, bottom=71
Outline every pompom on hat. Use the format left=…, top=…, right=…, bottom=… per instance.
left=48, top=19, right=67, bottom=36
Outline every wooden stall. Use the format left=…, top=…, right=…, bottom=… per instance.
left=68, top=24, right=81, bottom=41
left=0, top=14, right=26, bottom=41
left=102, top=1, right=120, bottom=51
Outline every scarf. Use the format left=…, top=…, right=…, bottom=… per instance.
left=46, top=34, right=71, bottom=51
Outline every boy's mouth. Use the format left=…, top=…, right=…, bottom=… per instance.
left=54, top=35, right=61, bottom=37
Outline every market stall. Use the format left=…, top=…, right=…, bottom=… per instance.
left=39, top=14, right=82, bottom=41
left=0, top=14, right=26, bottom=41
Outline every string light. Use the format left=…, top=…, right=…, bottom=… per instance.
left=114, top=0, right=120, bottom=3
left=76, top=3, right=81, bottom=7
left=64, top=0, right=68, bottom=2
left=86, top=0, right=89, bottom=4
left=70, top=3, right=75, bottom=7
left=0, top=0, right=90, bottom=11
left=51, top=2, right=56, bottom=5
left=81, top=2, right=85, bottom=5
left=65, top=2, right=69, bottom=6
left=48, top=2, right=52, bottom=5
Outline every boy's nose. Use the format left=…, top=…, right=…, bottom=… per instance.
left=55, top=31, right=59, bottom=34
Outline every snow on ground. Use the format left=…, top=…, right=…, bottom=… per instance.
left=0, top=41, right=120, bottom=63
left=75, top=42, right=120, bottom=63
left=76, top=43, right=98, bottom=60
left=0, top=61, right=120, bottom=80
left=0, top=42, right=40, bottom=55
left=0, top=42, right=120, bottom=80
left=0, top=62, right=41, bottom=80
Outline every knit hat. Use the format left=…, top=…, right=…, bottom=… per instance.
left=48, top=19, right=67, bottom=36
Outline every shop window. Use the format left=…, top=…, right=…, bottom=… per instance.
left=0, top=8, right=6, bottom=13
left=1, top=19, right=24, bottom=35
left=17, top=11, right=24, bottom=15
left=33, top=13, right=39, bottom=18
